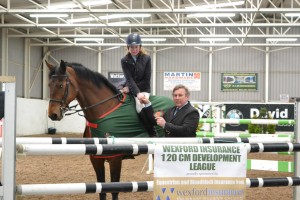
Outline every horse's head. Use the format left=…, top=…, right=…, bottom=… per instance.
left=46, top=60, right=78, bottom=121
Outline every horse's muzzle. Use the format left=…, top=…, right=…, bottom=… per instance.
left=49, top=113, right=62, bottom=121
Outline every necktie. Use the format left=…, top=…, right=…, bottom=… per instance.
left=174, top=107, right=179, bottom=116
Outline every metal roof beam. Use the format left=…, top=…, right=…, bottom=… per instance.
left=29, top=43, right=300, bottom=47
left=8, top=34, right=300, bottom=38
left=1, top=8, right=300, bottom=14
left=1, top=23, right=299, bottom=28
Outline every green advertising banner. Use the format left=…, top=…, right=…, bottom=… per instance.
left=221, top=73, right=258, bottom=91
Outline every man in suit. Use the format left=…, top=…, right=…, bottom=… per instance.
left=155, top=84, right=199, bottom=137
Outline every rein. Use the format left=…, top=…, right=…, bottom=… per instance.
left=65, top=92, right=124, bottom=116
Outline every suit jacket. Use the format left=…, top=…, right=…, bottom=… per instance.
left=163, top=102, right=199, bottom=137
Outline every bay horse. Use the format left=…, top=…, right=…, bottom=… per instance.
left=46, top=60, right=173, bottom=200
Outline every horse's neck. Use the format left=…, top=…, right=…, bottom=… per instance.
left=76, top=82, right=119, bottom=122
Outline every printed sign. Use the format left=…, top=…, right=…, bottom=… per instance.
left=192, top=103, right=225, bottom=132
left=164, top=72, right=201, bottom=91
left=221, top=73, right=258, bottom=91
left=225, top=104, right=294, bottom=132
left=108, top=72, right=125, bottom=88
left=154, top=144, right=247, bottom=200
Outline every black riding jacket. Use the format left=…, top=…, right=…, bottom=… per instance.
left=121, top=53, right=151, bottom=96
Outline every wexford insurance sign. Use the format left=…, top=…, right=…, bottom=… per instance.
left=154, top=144, right=247, bottom=200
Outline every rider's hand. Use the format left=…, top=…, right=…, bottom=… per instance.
left=139, top=95, right=150, bottom=104
left=137, top=93, right=145, bottom=100
left=121, top=86, right=129, bottom=93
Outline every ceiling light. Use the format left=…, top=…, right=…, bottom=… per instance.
left=83, top=0, right=112, bottom=6
left=107, top=21, right=130, bottom=25
left=266, top=38, right=297, bottom=42
left=141, top=38, right=167, bottom=42
left=29, top=14, right=69, bottom=18
left=67, top=17, right=95, bottom=23
left=187, top=13, right=236, bottom=18
left=199, top=38, right=229, bottom=42
left=75, top=38, right=104, bottom=42
left=185, top=1, right=244, bottom=9
left=285, top=13, right=300, bottom=17
left=104, top=46, right=121, bottom=51
left=99, top=14, right=151, bottom=20
left=47, top=0, right=112, bottom=10
left=47, top=3, right=77, bottom=9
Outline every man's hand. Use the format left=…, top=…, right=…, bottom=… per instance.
left=155, top=116, right=166, bottom=128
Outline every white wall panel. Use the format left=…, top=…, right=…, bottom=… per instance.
left=213, top=47, right=265, bottom=102
left=8, top=37, right=24, bottom=97
left=49, top=47, right=98, bottom=71
left=101, top=40, right=127, bottom=77
left=270, top=47, right=300, bottom=101
left=156, top=46, right=209, bottom=101
left=29, top=46, right=43, bottom=99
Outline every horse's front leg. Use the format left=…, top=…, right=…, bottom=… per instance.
left=90, top=156, right=106, bottom=200
left=109, top=156, right=123, bottom=200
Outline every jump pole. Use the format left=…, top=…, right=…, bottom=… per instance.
left=197, top=132, right=294, bottom=138
left=16, top=143, right=300, bottom=156
left=15, top=177, right=300, bottom=196
left=199, top=118, right=295, bottom=125
left=0, top=136, right=293, bottom=146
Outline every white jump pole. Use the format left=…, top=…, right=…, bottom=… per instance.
left=215, top=105, right=222, bottom=133
left=17, top=181, right=154, bottom=196
left=17, top=143, right=300, bottom=156
left=199, top=118, right=295, bottom=125
left=15, top=177, right=300, bottom=196
left=146, top=154, right=154, bottom=174
left=0, top=136, right=293, bottom=146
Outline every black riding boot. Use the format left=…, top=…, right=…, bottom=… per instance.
left=139, top=107, right=158, bottom=137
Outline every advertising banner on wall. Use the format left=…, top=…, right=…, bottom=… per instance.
left=108, top=72, right=125, bottom=88
left=221, top=73, right=258, bottom=91
left=192, top=103, right=225, bottom=132
left=225, top=104, right=294, bottom=132
left=154, top=144, right=247, bottom=200
left=164, top=72, right=201, bottom=91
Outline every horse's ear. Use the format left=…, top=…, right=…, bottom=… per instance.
left=59, top=60, right=67, bottom=74
left=45, top=60, right=55, bottom=71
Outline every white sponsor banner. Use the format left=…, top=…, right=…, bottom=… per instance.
left=154, top=143, right=247, bottom=178
left=164, top=72, right=201, bottom=91
left=154, top=144, right=247, bottom=199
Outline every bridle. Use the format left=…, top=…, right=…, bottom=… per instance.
left=49, top=74, right=72, bottom=114
left=49, top=73, right=123, bottom=116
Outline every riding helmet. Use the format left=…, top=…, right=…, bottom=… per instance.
left=126, top=33, right=142, bottom=46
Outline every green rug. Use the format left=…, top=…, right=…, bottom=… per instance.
left=89, top=94, right=174, bottom=138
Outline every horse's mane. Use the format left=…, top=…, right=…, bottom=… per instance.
left=64, top=62, right=119, bottom=94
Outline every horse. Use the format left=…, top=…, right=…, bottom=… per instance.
left=46, top=60, right=173, bottom=200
